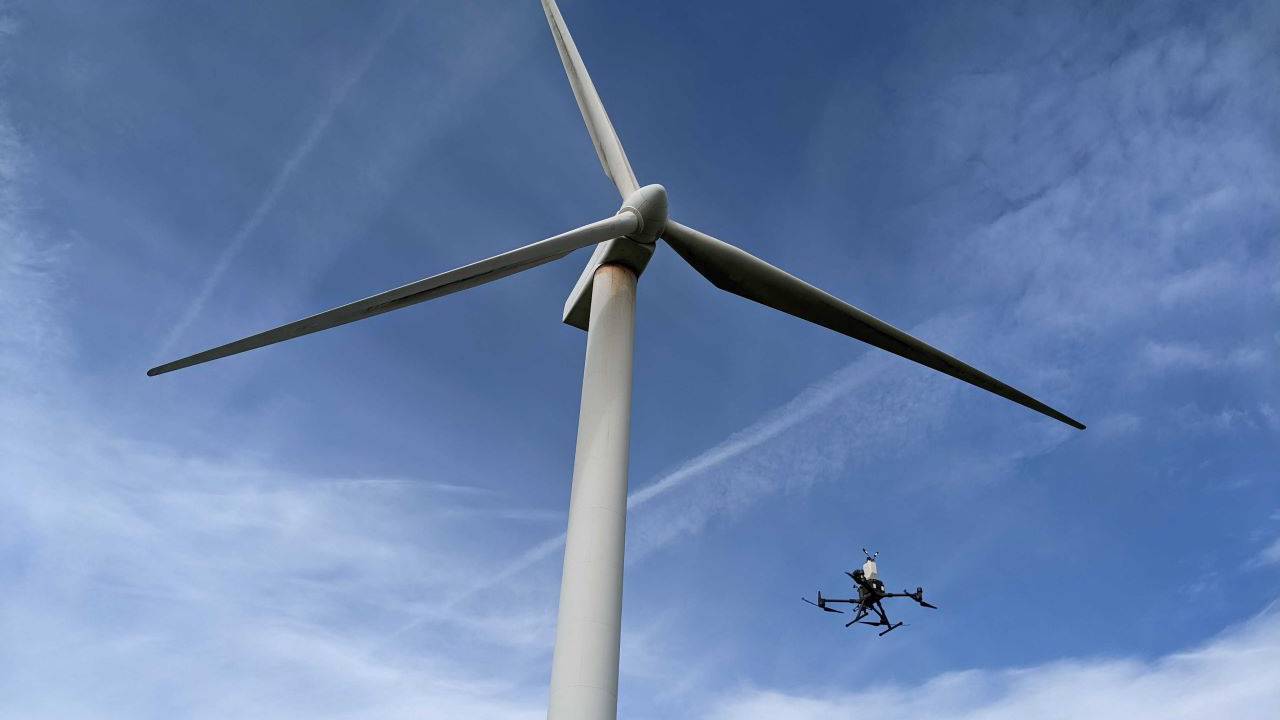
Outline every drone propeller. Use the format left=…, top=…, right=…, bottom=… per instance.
left=803, top=594, right=844, bottom=609
left=907, top=587, right=939, bottom=609
left=802, top=591, right=845, bottom=614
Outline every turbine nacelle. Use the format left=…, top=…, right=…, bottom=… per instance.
left=561, top=184, right=666, bottom=329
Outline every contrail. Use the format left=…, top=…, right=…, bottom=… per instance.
left=428, top=353, right=882, bottom=617
left=156, top=3, right=413, bottom=359
left=623, top=370, right=859, bottom=511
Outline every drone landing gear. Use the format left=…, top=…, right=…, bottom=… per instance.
left=846, top=601, right=902, bottom=636
left=849, top=616, right=903, bottom=635
left=877, top=622, right=904, bottom=636
left=844, top=607, right=869, bottom=627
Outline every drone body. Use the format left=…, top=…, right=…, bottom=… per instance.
left=802, top=549, right=936, bottom=636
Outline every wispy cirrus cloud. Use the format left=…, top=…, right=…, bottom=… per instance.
left=1250, top=538, right=1280, bottom=569
left=1158, top=260, right=1241, bottom=307
left=1, top=83, right=549, bottom=716
left=1, top=351, right=553, bottom=718
left=1141, top=341, right=1266, bottom=372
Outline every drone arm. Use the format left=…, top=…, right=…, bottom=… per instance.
left=883, top=588, right=939, bottom=609
left=148, top=213, right=637, bottom=376
left=661, top=220, right=1085, bottom=430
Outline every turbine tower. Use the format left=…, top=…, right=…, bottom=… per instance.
left=149, top=2, right=1084, bottom=718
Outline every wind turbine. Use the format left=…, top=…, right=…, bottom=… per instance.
left=149, top=1, right=1085, bottom=718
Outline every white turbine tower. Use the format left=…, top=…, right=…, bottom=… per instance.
left=149, top=2, right=1085, bottom=718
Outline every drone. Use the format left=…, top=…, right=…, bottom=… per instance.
left=802, top=549, right=937, bottom=636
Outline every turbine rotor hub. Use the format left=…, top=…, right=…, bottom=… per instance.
left=618, top=184, right=667, bottom=245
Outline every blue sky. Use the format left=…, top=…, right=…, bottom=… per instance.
left=2, top=0, right=1278, bottom=717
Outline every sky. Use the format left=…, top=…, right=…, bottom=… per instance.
left=1, top=0, right=1278, bottom=718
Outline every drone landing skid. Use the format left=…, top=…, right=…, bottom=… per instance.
left=877, top=622, right=904, bottom=636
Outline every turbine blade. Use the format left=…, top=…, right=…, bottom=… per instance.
left=541, top=0, right=639, bottom=198
left=148, top=213, right=638, bottom=377
left=661, top=220, right=1085, bottom=430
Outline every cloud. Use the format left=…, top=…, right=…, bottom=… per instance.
left=1093, top=412, right=1143, bottom=439
left=1158, top=260, right=1238, bottom=307
left=1171, top=404, right=1261, bottom=434
left=0, top=406, right=554, bottom=716
left=1261, top=404, right=1280, bottom=432
left=0, top=25, right=573, bottom=708
left=1, top=87, right=548, bottom=716
left=1141, top=341, right=1266, bottom=372
left=707, top=606, right=1280, bottom=720
left=0, top=385, right=564, bottom=718
left=1249, top=538, right=1280, bottom=569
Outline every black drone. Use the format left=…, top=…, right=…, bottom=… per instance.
left=802, top=549, right=937, bottom=636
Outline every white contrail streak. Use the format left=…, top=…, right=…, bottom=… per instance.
left=624, top=370, right=858, bottom=511
left=156, top=4, right=411, bottom=359
left=430, top=354, right=884, bottom=616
